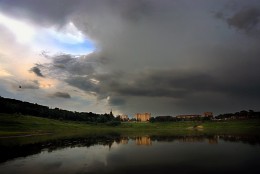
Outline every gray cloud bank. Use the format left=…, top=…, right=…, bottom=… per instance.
left=49, top=92, right=71, bottom=99
left=1, top=0, right=260, bottom=115
left=30, top=66, right=44, bottom=77
left=228, top=8, right=260, bottom=33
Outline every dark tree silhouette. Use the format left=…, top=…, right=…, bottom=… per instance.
left=0, top=96, right=116, bottom=123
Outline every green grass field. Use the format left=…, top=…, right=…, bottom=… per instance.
left=0, top=113, right=260, bottom=144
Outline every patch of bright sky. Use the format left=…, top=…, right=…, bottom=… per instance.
left=0, top=12, right=95, bottom=55
left=0, top=13, right=35, bottom=43
left=0, top=68, right=13, bottom=77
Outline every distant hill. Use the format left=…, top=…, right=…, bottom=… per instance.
left=0, top=96, right=114, bottom=123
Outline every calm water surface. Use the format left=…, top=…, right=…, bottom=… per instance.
left=0, top=135, right=260, bottom=174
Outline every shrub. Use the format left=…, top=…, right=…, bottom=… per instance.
left=106, top=121, right=121, bottom=127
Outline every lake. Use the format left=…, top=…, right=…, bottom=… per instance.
left=0, top=134, right=260, bottom=174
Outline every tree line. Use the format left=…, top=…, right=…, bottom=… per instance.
left=215, top=110, right=260, bottom=120
left=149, top=115, right=212, bottom=122
left=150, top=110, right=260, bottom=122
left=0, top=96, right=116, bottom=123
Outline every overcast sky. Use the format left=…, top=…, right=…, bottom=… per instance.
left=0, top=0, right=259, bottom=116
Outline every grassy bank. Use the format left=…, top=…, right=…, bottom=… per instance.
left=0, top=113, right=260, bottom=144
left=0, top=113, right=120, bottom=136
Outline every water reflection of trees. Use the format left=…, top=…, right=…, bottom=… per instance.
left=0, top=134, right=259, bottom=164
left=149, top=135, right=260, bottom=145
left=218, top=134, right=260, bottom=145
left=0, top=134, right=120, bottom=164
left=149, top=135, right=219, bottom=144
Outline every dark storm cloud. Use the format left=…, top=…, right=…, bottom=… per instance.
left=54, top=66, right=260, bottom=104
left=30, top=66, right=44, bottom=77
left=214, top=12, right=225, bottom=19
left=119, top=0, right=153, bottom=22
left=227, top=8, right=260, bottom=34
left=108, top=97, right=126, bottom=106
left=100, top=68, right=260, bottom=99
left=0, top=0, right=153, bottom=29
left=65, top=76, right=100, bottom=94
left=116, top=71, right=209, bottom=98
left=214, top=1, right=260, bottom=37
left=51, top=54, right=96, bottom=75
left=33, top=52, right=107, bottom=80
left=32, top=52, right=109, bottom=97
left=49, top=92, right=71, bottom=99
left=0, top=0, right=80, bottom=27
left=2, top=0, right=260, bottom=114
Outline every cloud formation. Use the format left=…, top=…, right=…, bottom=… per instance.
left=0, top=0, right=260, bottom=115
left=227, top=8, right=260, bottom=36
left=49, top=92, right=71, bottom=99
left=30, top=66, right=44, bottom=77
left=228, top=8, right=259, bottom=30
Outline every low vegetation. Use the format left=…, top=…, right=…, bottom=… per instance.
left=1, top=113, right=260, bottom=138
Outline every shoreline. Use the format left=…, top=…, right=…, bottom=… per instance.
left=0, top=132, right=53, bottom=139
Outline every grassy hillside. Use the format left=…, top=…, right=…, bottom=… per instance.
left=0, top=113, right=119, bottom=136
left=0, top=113, right=120, bottom=145
left=1, top=113, right=260, bottom=137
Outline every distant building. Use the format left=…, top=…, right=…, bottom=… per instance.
left=176, top=112, right=213, bottom=120
left=203, top=112, right=213, bottom=118
left=119, top=114, right=129, bottom=121
left=135, top=113, right=151, bottom=122
left=176, top=115, right=201, bottom=119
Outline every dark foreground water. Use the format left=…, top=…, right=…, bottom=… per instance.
left=0, top=135, right=260, bottom=174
